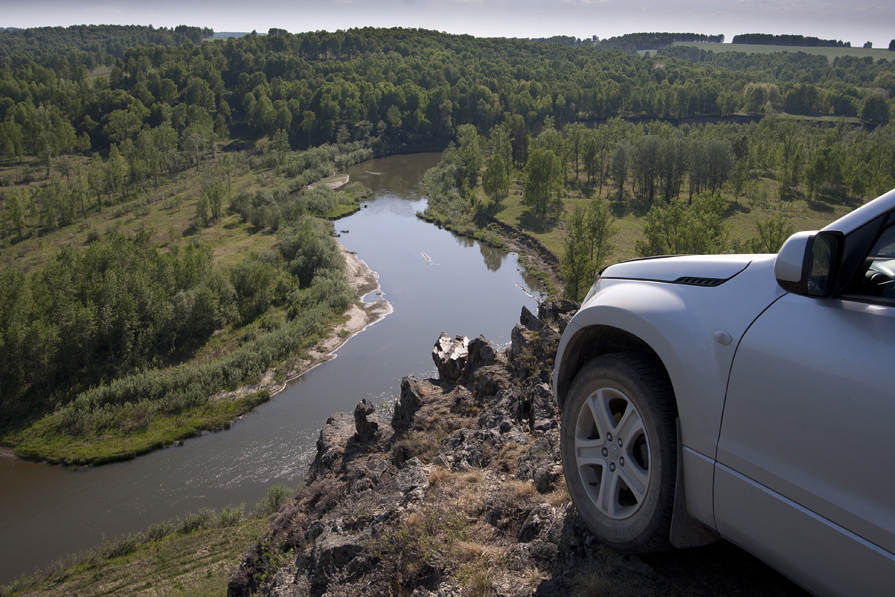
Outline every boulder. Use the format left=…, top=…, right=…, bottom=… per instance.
left=392, top=376, right=425, bottom=431
left=354, top=399, right=381, bottom=442
left=432, top=331, right=469, bottom=383
left=520, top=305, right=544, bottom=331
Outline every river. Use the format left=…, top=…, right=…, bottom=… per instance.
left=0, top=152, right=545, bottom=584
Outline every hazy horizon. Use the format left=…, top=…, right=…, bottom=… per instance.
left=2, top=0, right=893, bottom=49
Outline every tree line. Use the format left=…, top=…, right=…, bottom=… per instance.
left=1, top=24, right=893, bottom=176
left=731, top=34, right=852, bottom=48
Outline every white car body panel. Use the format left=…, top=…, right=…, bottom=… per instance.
left=553, top=189, right=895, bottom=594
left=717, top=292, right=895, bottom=556
left=558, top=255, right=784, bottom=463
left=715, top=464, right=895, bottom=597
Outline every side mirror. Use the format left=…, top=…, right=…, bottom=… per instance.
left=775, top=230, right=844, bottom=297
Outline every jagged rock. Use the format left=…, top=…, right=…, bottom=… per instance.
left=520, top=305, right=544, bottom=331
left=432, top=428, right=500, bottom=471
left=392, top=376, right=425, bottom=431
left=308, top=412, right=355, bottom=480
left=354, top=399, right=380, bottom=442
left=312, top=528, right=363, bottom=573
left=466, top=334, right=498, bottom=370
left=509, top=324, right=529, bottom=367
left=537, top=299, right=578, bottom=324
left=518, top=378, right=557, bottom=432
left=518, top=504, right=556, bottom=543
left=432, top=332, right=469, bottom=383
left=538, top=299, right=578, bottom=335
left=516, top=435, right=561, bottom=493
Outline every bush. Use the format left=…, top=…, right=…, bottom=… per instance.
left=253, top=483, right=292, bottom=517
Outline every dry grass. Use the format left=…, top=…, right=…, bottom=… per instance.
left=428, top=465, right=454, bottom=486
left=573, top=568, right=610, bottom=597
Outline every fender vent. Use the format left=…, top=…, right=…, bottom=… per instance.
left=674, top=276, right=726, bottom=287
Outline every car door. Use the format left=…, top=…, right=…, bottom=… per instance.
left=713, top=222, right=895, bottom=597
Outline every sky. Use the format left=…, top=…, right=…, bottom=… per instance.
left=2, top=0, right=894, bottom=49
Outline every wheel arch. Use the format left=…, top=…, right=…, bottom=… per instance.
left=554, top=324, right=675, bottom=414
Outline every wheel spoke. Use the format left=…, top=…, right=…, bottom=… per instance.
left=575, top=436, right=603, bottom=461
left=599, top=466, right=616, bottom=514
left=619, top=460, right=649, bottom=502
left=616, top=403, right=645, bottom=447
left=590, top=389, right=616, bottom=439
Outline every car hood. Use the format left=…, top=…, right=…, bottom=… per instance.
left=599, top=254, right=754, bottom=284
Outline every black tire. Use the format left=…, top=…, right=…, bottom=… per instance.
left=560, top=353, right=677, bottom=553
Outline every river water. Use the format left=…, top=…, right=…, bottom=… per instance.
left=0, top=152, right=545, bottom=584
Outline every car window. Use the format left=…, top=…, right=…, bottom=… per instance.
left=847, top=224, right=895, bottom=301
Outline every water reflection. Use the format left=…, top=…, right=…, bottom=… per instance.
left=480, top=243, right=506, bottom=272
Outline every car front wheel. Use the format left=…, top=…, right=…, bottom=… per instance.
left=560, top=353, right=677, bottom=553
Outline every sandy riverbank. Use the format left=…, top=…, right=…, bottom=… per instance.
left=215, top=243, right=391, bottom=403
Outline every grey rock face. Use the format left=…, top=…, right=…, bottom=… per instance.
left=354, top=399, right=381, bottom=442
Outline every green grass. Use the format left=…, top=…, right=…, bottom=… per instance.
left=0, top=156, right=281, bottom=275
left=0, top=506, right=272, bottom=597
left=10, top=391, right=270, bottom=465
left=651, top=42, right=895, bottom=61
left=321, top=201, right=361, bottom=220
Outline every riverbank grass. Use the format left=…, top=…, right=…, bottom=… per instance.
left=10, top=391, right=270, bottom=465
left=0, top=483, right=297, bottom=597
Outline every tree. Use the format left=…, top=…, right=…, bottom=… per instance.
left=583, top=199, right=616, bottom=274
left=5, top=190, right=27, bottom=241
left=456, top=124, right=483, bottom=188
left=861, top=94, right=890, bottom=126
left=523, top=147, right=561, bottom=215
left=610, top=141, right=631, bottom=201
left=561, top=205, right=590, bottom=301
left=489, top=123, right=513, bottom=179
left=562, top=199, right=617, bottom=301
left=482, top=154, right=509, bottom=201
left=636, top=194, right=730, bottom=257
left=747, top=215, right=795, bottom=253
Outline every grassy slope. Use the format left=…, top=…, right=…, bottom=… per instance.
left=0, top=158, right=281, bottom=275
left=7, top=521, right=266, bottom=597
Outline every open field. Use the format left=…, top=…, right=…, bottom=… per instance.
left=651, top=42, right=895, bottom=61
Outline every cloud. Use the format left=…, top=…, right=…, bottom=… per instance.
left=564, top=0, right=610, bottom=4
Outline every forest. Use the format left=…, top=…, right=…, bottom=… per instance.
left=1, top=24, right=895, bottom=461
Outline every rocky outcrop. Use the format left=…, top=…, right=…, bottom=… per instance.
left=228, top=306, right=576, bottom=597
left=229, top=298, right=807, bottom=597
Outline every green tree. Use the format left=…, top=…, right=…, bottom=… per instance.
left=523, top=147, right=561, bottom=215
left=482, top=154, right=509, bottom=201
left=636, top=194, right=730, bottom=256
left=610, top=141, right=631, bottom=201
left=456, top=124, right=484, bottom=188
left=561, top=205, right=590, bottom=301
left=5, top=190, right=27, bottom=241
left=747, top=215, right=795, bottom=253
left=561, top=199, right=617, bottom=301
left=861, top=94, right=891, bottom=126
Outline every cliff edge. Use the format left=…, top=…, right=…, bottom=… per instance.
left=226, top=301, right=804, bottom=597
